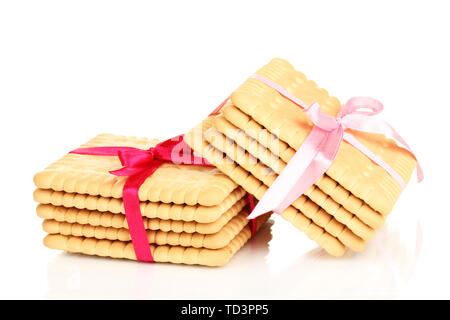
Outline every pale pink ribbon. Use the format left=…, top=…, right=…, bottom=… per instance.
left=247, top=74, right=423, bottom=219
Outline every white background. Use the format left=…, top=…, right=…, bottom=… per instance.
left=0, top=1, right=448, bottom=299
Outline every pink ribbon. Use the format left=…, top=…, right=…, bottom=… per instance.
left=247, top=74, right=423, bottom=219
left=70, top=134, right=257, bottom=261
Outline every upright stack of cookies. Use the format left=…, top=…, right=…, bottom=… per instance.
left=184, top=58, right=418, bottom=257
left=33, top=133, right=269, bottom=266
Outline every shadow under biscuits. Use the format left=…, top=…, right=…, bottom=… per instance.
left=45, top=218, right=420, bottom=299
left=266, top=220, right=423, bottom=299
left=44, top=219, right=275, bottom=299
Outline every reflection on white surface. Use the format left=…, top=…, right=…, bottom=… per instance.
left=45, top=213, right=422, bottom=299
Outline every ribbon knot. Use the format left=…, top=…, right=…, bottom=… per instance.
left=111, top=148, right=158, bottom=177
left=306, top=97, right=384, bottom=133
left=305, top=102, right=342, bottom=132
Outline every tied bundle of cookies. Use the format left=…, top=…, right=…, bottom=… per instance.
left=33, top=133, right=270, bottom=266
left=185, top=58, right=422, bottom=257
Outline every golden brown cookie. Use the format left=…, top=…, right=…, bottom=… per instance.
left=42, top=209, right=252, bottom=249
left=34, top=133, right=239, bottom=207
left=43, top=213, right=271, bottom=267
left=36, top=196, right=246, bottom=234
left=34, top=186, right=246, bottom=224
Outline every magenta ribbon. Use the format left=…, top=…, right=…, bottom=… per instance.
left=70, top=134, right=257, bottom=261
left=247, top=74, right=423, bottom=219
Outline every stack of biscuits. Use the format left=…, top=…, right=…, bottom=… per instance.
left=184, top=58, right=418, bottom=257
left=34, top=58, right=419, bottom=263
left=33, top=133, right=269, bottom=266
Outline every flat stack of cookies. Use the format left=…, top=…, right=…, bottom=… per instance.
left=184, top=58, right=418, bottom=257
left=33, top=133, right=269, bottom=266
left=34, top=58, right=420, bottom=263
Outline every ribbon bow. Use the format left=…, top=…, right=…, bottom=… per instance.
left=246, top=74, right=423, bottom=219
left=71, top=135, right=212, bottom=261
left=71, top=134, right=258, bottom=262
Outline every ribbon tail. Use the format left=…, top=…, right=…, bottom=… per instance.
left=384, top=122, right=424, bottom=183
left=247, top=127, right=328, bottom=219
left=246, top=197, right=274, bottom=220
left=343, top=116, right=423, bottom=184
left=274, top=127, right=343, bottom=214
left=121, top=162, right=162, bottom=262
left=343, top=132, right=406, bottom=188
left=416, top=163, right=424, bottom=183
left=209, top=97, right=230, bottom=116
left=123, top=174, right=153, bottom=262
left=246, top=194, right=257, bottom=236
left=70, top=146, right=142, bottom=157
